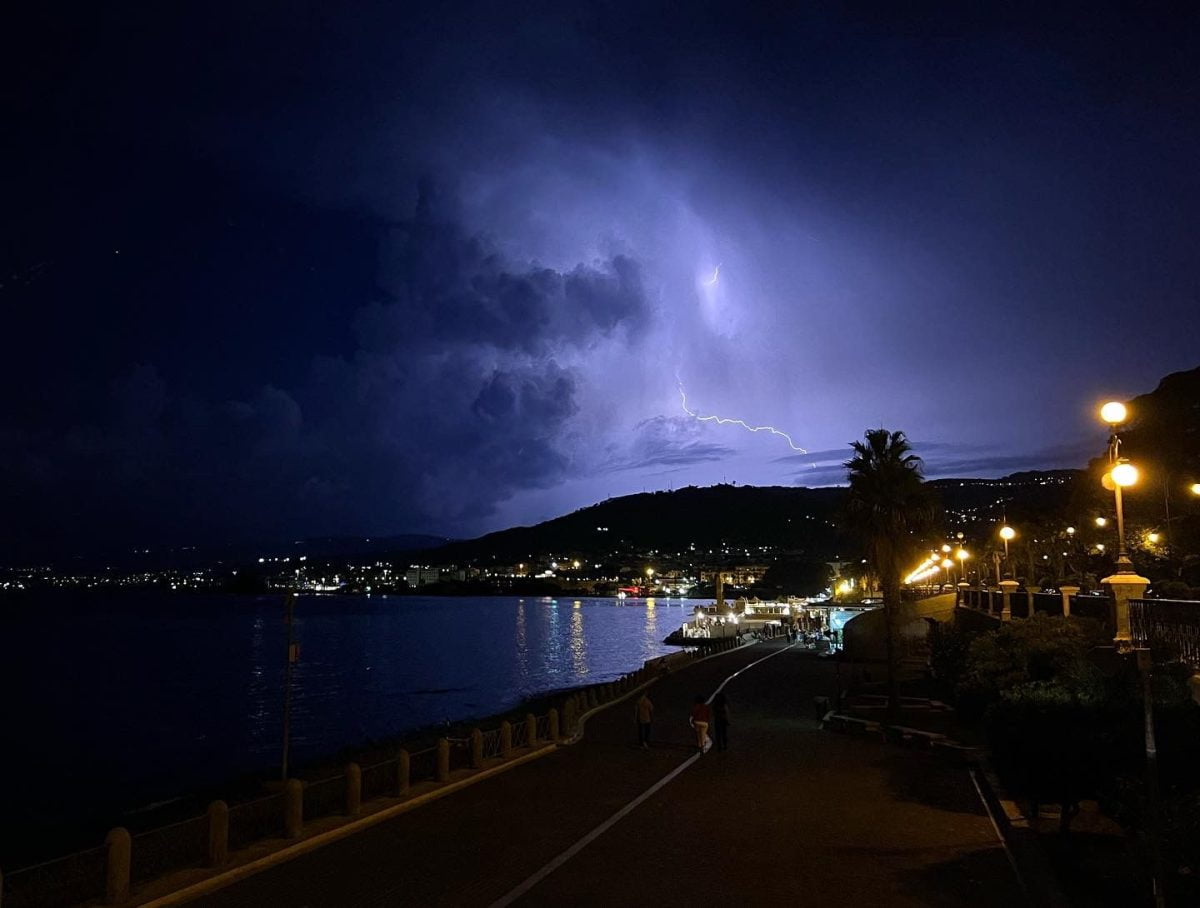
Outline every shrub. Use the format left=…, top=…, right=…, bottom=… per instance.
left=957, top=615, right=1106, bottom=717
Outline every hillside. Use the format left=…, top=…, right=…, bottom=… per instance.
left=426, top=472, right=1082, bottom=565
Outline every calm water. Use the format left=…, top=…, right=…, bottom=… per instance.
left=0, top=592, right=691, bottom=861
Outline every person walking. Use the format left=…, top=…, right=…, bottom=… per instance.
left=712, top=691, right=731, bottom=751
left=635, top=692, right=654, bottom=748
left=690, top=695, right=711, bottom=753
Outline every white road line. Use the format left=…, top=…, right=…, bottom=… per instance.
left=968, top=767, right=1031, bottom=905
left=488, top=643, right=796, bottom=908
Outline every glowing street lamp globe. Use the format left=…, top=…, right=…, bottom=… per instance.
left=1095, top=517, right=1108, bottom=528
left=1191, top=483, right=1200, bottom=496
left=999, top=526, right=1016, bottom=541
left=1100, top=401, right=1127, bottom=426
left=1111, top=462, right=1139, bottom=487
left=1066, top=526, right=1075, bottom=535
left=941, top=559, right=953, bottom=570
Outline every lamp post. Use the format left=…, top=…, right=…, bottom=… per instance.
left=997, top=525, right=1018, bottom=621
left=999, top=525, right=1015, bottom=573
left=1099, top=401, right=1164, bottom=907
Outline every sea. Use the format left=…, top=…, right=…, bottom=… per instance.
left=0, top=592, right=692, bottom=864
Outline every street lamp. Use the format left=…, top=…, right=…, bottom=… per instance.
left=1105, top=461, right=1139, bottom=573
left=1191, top=482, right=1200, bottom=496
left=1095, top=516, right=1108, bottom=528
left=999, top=525, right=1015, bottom=558
left=940, top=558, right=953, bottom=589
left=955, top=547, right=969, bottom=582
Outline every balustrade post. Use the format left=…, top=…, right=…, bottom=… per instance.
left=999, top=580, right=1018, bottom=622
left=548, top=708, right=560, bottom=742
left=526, top=713, right=538, bottom=747
left=1102, top=573, right=1149, bottom=650
left=105, top=827, right=131, bottom=905
left=436, top=738, right=450, bottom=782
left=1059, top=585, right=1079, bottom=618
left=500, top=720, right=513, bottom=757
left=396, top=749, right=410, bottom=796
left=470, top=728, right=484, bottom=769
left=284, top=779, right=303, bottom=838
left=345, top=763, right=361, bottom=816
left=207, top=800, right=229, bottom=867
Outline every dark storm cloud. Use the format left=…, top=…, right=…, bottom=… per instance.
left=601, top=416, right=735, bottom=473
left=0, top=186, right=648, bottom=557
left=362, top=182, right=648, bottom=356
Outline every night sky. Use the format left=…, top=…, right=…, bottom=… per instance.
left=4, top=3, right=1199, bottom=559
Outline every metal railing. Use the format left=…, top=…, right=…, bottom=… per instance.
left=228, top=792, right=285, bottom=850
left=1032, top=592, right=1062, bottom=616
left=361, top=759, right=395, bottom=801
left=2, top=844, right=107, bottom=908
left=131, top=815, right=207, bottom=884
left=1130, top=598, right=1200, bottom=670
left=303, top=776, right=346, bottom=821
left=481, top=727, right=503, bottom=760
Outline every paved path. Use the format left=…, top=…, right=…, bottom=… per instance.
left=193, top=642, right=1023, bottom=906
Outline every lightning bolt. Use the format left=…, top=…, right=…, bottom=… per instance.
left=677, top=378, right=807, bottom=453
left=703, top=264, right=721, bottom=286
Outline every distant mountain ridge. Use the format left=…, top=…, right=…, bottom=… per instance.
left=424, top=472, right=1081, bottom=564
left=40, top=534, right=450, bottom=573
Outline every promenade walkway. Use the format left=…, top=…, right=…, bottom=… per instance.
left=188, top=641, right=1023, bottom=906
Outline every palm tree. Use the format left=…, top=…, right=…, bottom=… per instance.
left=844, top=429, right=935, bottom=721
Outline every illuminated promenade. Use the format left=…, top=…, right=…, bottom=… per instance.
left=185, top=641, right=1023, bottom=907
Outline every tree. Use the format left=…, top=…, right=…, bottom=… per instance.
left=843, top=429, right=935, bottom=720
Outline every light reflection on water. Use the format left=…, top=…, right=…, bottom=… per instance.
left=2, top=593, right=697, bottom=831
left=569, top=602, right=588, bottom=677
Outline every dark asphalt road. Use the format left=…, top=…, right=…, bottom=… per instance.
left=193, top=642, right=1023, bottom=907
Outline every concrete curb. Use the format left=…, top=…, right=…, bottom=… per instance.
left=137, top=743, right=558, bottom=907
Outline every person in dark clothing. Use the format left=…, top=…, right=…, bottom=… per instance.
left=690, top=695, right=711, bottom=752
left=712, top=691, right=731, bottom=751
left=635, top=692, right=654, bottom=748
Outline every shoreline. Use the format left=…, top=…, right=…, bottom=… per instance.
left=1, top=645, right=693, bottom=871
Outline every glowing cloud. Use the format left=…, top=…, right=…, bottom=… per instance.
left=703, top=264, right=721, bottom=286
left=677, top=378, right=806, bottom=453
